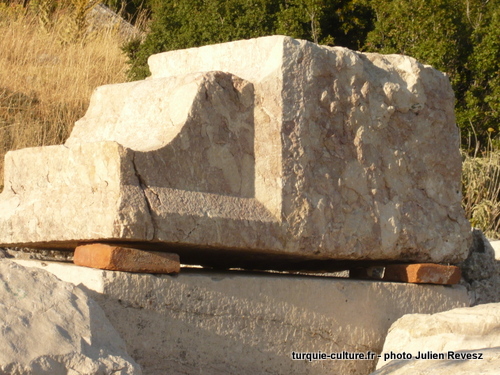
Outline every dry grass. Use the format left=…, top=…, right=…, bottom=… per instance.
left=462, top=146, right=500, bottom=239
left=0, top=0, right=129, bottom=189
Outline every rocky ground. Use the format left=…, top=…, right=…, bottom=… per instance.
left=0, top=255, right=142, bottom=374
left=371, top=228, right=500, bottom=374
left=459, top=229, right=500, bottom=306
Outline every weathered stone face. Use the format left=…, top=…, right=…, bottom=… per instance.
left=0, top=259, right=142, bottom=374
left=12, top=258, right=470, bottom=375
left=0, top=36, right=470, bottom=268
left=374, top=303, right=500, bottom=373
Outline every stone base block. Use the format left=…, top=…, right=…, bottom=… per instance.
left=13, top=259, right=468, bottom=375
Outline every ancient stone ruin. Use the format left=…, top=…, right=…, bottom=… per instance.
left=0, top=36, right=471, bottom=269
left=1, top=36, right=497, bottom=375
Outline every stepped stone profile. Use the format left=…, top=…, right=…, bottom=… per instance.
left=0, top=36, right=470, bottom=269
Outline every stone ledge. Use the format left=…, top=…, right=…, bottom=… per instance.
left=13, top=259, right=469, bottom=375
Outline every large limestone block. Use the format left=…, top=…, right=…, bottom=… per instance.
left=0, top=259, right=141, bottom=374
left=13, top=259, right=469, bottom=375
left=375, top=303, right=500, bottom=371
left=0, top=36, right=470, bottom=267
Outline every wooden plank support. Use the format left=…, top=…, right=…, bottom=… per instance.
left=74, top=243, right=180, bottom=274
left=350, top=263, right=461, bottom=285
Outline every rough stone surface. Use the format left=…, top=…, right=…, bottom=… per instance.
left=489, top=239, right=500, bottom=260
left=0, top=259, right=141, bottom=374
left=0, top=36, right=470, bottom=268
left=14, top=259, right=468, bottom=375
left=74, top=244, right=180, bottom=273
left=459, top=230, right=500, bottom=305
left=375, top=303, right=500, bottom=371
left=87, top=4, right=144, bottom=41
left=460, top=229, right=497, bottom=281
left=371, top=347, right=500, bottom=375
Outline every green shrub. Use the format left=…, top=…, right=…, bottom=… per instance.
left=123, top=0, right=375, bottom=80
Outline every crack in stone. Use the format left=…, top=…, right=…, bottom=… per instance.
left=146, top=186, right=162, bottom=207
left=184, top=224, right=199, bottom=241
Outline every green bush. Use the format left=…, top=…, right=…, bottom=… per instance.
left=461, top=3, right=500, bottom=151
left=365, top=0, right=499, bottom=152
left=122, top=0, right=375, bottom=80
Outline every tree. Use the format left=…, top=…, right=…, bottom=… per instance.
left=124, top=0, right=281, bottom=80
left=365, top=0, right=481, bottom=146
left=123, top=0, right=374, bottom=80
left=461, top=0, right=500, bottom=149
left=366, top=0, right=470, bottom=86
left=275, top=0, right=373, bottom=48
left=275, top=0, right=331, bottom=43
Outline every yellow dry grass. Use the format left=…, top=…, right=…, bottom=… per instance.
left=462, top=148, right=500, bottom=239
left=0, top=1, right=128, bottom=189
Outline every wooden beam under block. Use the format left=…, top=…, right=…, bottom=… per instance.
left=74, top=243, right=180, bottom=274
left=350, top=263, right=461, bottom=285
